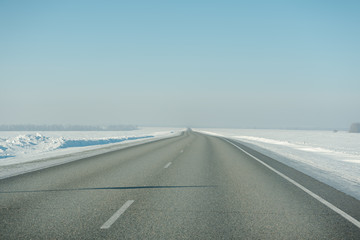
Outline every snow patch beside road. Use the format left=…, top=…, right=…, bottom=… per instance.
left=0, top=133, right=152, bottom=163
left=195, top=128, right=360, bottom=201
left=0, top=128, right=184, bottom=179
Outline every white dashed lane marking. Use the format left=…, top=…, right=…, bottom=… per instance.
left=164, top=162, right=172, bottom=169
left=100, top=200, right=135, bottom=229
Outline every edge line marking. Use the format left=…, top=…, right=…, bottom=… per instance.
left=224, top=138, right=360, bottom=229
left=100, top=200, right=134, bottom=229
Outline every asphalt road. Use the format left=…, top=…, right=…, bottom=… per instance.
left=1, top=130, right=360, bottom=239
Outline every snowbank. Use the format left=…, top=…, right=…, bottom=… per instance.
left=195, top=128, right=360, bottom=200
left=0, top=128, right=184, bottom=169
left=0, top=133, right=154, bottom=162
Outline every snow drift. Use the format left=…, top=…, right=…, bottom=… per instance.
left=0, top=133, right=153, bottom=160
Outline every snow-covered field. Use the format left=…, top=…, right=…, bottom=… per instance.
left=195, top=128, right=360, bottom=200
left=0, top=127, right=184, bottom=179
left=2, top=127, right=359, bottom=200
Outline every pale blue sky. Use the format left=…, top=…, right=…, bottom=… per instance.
left=1, top=1, right=359, bottom=129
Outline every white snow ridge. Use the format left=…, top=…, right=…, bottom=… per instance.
left=0, top=128, right=184, bottom=174
left=0, top=133, right=154, bottom=161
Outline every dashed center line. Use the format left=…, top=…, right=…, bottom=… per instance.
left=164, top=162, right=172, bottom=168
left=100, top=200, right=134, bottom=229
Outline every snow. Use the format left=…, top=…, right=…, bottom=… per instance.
left=2, top=127, right=359, bottom=201
left=194, top=128, right=360, bottom=200
left=0, top=127, right=184, bottom=179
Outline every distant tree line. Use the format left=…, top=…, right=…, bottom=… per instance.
left=0, top=124, right=138, bottom=131
left=349, top=123, right=360, bottom=133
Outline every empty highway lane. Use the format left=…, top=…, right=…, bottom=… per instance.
left=1, top=130, right=360, bottom=239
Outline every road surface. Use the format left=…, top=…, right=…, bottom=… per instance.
left=1, top=130, right=360, bottom=239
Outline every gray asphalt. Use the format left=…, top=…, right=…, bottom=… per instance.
left=1, top=130, right=360, bottom=239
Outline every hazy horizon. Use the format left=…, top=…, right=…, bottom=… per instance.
left=1, top=1, right=359, bottom=129
left=0, top=123, right=352, bottom=131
